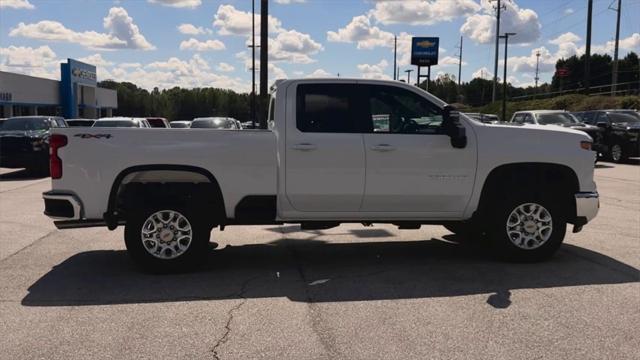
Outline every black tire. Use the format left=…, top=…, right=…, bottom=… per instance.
left=124, top=204, right=210, bottom=273
left=609, top=143, right=626, bottom=163
left=487, top=192, right=567, bottom=262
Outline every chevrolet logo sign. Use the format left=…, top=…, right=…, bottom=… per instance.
left=416, top=40, right=435, bottom=48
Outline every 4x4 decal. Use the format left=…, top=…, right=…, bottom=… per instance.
left=74, top=134, right=112, bottom=139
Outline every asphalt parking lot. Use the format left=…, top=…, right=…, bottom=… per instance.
left=0, top=162, right=638, bottom=360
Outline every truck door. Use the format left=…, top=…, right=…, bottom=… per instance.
left=284, top=83, right=365, bottom=212
left=360, top=84, right=477, bottom=214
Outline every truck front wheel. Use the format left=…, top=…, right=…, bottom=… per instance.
left=124, top=206, right=210, bottom=273
left=487, top=194, right=566, bottom=262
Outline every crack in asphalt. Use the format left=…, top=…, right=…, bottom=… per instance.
left=281, top=237, right=342, bottom=360
left=0, top=229, right=57, bottom=264
left=210, top=276, right=258, bottom=360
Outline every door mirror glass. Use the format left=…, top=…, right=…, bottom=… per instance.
left=443, top=105, right=467, bottom=149
left=596, top=121, right=609, bottom=129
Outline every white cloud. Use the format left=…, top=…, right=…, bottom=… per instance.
left=326, top=15, right=416, bottom=66
left=147, top=0, right=201, bottom=9
left=564, top=8, right=574, bottom=15
left=305, top=69, right=333, bottom=78
left=439, top=56, right=467, bottom=66
left=118, top=62, right=142, bottom=69
left=0, top=45, right=59, bottom=79
left=0, top=45, right=56, bottom=68
left=0, top=0, right=34, bottom=9
left=369, top=0, right=480, bottom=26
left=177, top=23, right=212, bottom=35
left=591, top=33, right=640, bottom=55
left=102, top=7, right=156, bottom=50
left=460, top=0, right=541, bottom=44
left=9, top=7, right=154, bottom=50
left=269, top=30, right=323, bottom=63
left=179, top=38, right=225, bottom=51
left=549, top=32, right=581, bottom=59
left=213, top=4, right=283, bottom=36
left=327, top=15, right=394, bottom=49
left=357, top=59, right=391, bottom=80
left=103, top=54, right=251, bottom=92
left=217, top=62, right=234, bottom=72
left=269, top=63, right=287, bottom=81
left=506, top=46, right=555, bottom=74
left=472, top=67, right=492, bottom=79
left=78, top=53, right=113, bottom=67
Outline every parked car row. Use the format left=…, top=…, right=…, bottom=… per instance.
left=507, top=109, right=639, bottom=163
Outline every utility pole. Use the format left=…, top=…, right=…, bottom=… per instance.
left=259, top=0, right=268, bottom=129
left=250, top=0, right=256, bottom=128
left=534, top=50, right=540, bottom=94
left=611, top=0, right=622, bottom=95
left=585, top=0, right=593, bottom=94
left=500, top=32, right=516, bottom=122
left=456, top=36, right=463, bottom=87
left=405, top=69, right=413, bottom=84
left=393, top=35, right=397, bottom=80
left=491, top=0, right=505, bottom=103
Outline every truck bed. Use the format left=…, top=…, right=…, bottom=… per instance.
left=51, top=128, right=277, bottom=220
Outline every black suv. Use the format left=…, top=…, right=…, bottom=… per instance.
left=0, top=116, right=67, bottom=174
left=573, top=110, right=640, bottom=163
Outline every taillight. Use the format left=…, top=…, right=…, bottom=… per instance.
left=49, top=134, right=67, bottom=179
left=580, top=140, right=592, bottom=151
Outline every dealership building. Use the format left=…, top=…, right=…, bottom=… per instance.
left=0, top=58, right=117, bottom=119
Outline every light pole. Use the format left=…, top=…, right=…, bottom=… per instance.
left=405, top=69, right=413, bottom=84
left=250, top=0, right=256, bottom=128
left=500, top=32, right=516, bottom=122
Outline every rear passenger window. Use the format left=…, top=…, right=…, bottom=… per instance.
left=523, top=114, right=534, bottom=124
left=512, top=114, right=524, bottom=124
left=296, top=84, right=358, bottom=133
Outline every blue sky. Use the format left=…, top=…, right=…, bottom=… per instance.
left=1, top=0, right=639, bottom=93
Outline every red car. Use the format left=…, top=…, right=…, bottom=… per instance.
left=146, top=117, right=170, bottom=128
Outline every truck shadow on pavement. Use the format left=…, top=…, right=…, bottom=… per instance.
left=0, top=169, right=48, bottom=181
left=21, top=238, right=639, bottom=307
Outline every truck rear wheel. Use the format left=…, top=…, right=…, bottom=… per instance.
left=124, top=205, right=210, bottom=273
left=487, top=193, right=566, bottom=262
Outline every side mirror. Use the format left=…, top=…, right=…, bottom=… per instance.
left=443, top=105, right=467, bottom=149
left=596, top=122, right=609, bottom=129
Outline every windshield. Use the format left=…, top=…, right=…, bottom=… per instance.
left=609, top=113, right=640, bottom=124
left=93, top=120, right=138, bottom=128
left=191, top=118, right=236, bottom=129
left=537, top=113, right=578, bottom=125
left=1, top=117, right=50, bottom=131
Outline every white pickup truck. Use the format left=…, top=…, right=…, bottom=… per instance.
left=43, top=79, right=599, bottom=272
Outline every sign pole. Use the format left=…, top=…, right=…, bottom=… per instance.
left=417, top=66, right=421, bottom=87
left=427, top=65, right=431, bottom=92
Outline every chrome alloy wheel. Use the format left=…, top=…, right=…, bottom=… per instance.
left=141, top=210, right=192, bottom=259
left=506, top=203, right=553, bottom=250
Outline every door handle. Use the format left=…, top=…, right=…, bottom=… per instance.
left=371, top=144, right=396, bottom=152
left=291, top=143, right=317, bottom=151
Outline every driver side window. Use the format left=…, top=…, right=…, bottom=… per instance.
left=365, top=85, right=444, bottom=134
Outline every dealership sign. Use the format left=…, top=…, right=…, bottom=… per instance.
left=72, top=68, right=96, bottom=81
left=411, top=37, right=439, bottom=66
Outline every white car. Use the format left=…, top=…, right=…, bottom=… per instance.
left=43, top=79, right=599, bottom=272
left=169, top=120, right=191, bottom=128
left=92, top=117, right=151, bottom=128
